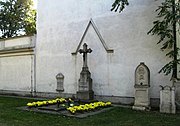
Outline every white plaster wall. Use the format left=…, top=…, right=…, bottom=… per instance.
left=5, top=37, right=32, bottom=47
left=0, top=35, right=35, bottom=49
left=0, top=56, right=32, bottom=91
left=0, top=36, right=34, bottom=48
left=0, top=36, right=35, bottom=92
left=36, top=0, right=172, bottom=98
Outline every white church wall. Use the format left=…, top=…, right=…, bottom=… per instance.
left=0, top=35, right=35, bottom=94
left=36, top=0, right=171, bottom=101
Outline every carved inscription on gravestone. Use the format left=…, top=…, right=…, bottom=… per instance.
left=135, top=62, right=150, bottom=87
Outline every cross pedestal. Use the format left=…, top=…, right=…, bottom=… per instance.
left=77, top=43, right=94, bottom=100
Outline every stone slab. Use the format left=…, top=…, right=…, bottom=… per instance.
left=77, top=90, right=94, bottom=100
left=132, top=105, right=150, bottom=111
left=38, top=105, right=66, bottom=111
left=18, top=106, right=114, bottom=118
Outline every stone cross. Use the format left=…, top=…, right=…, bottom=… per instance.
left=79, top=43, right=92, bottom=67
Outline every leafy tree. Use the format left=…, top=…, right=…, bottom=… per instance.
left=0, top=0, right=36, bottom=38
left=111, top=0, right=129, bottom=13
left=148, top=0, right=179, bottom=79
left=112, top=0, right=180, bottom=79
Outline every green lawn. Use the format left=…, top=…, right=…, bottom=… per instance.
left=0, top=96, right=180, bottom=126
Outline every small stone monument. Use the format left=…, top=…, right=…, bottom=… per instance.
left=175, top=81, right=180, bottom=110
left=133, top=62, right=150, bottom=111
left=56, top=73, right=64, bottom=92
left=160, top=85, right=176, bottom=114
left=77, top=43, right=94, bottom=100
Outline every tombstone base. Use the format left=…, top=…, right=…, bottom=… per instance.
left=160, top=104, right=176, bottom=114
left=132, top=105, right=150, bottom=111
left=133, top=87, right=150, bottom=111
left=160, top=86, right=176, bottom=114
left=77, top=90, right=94, bottom=100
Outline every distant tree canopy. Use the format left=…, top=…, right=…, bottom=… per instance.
left=0, top=0, right=36, bottom=39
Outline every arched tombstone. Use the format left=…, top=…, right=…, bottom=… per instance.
left=133, top=62, right=151, bottom=111
left=56, top=73, right=64, bottom=92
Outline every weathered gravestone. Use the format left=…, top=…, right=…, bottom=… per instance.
left=175, top=81, right=180, bottom=110
left=133, top=62, right=151, bottom=111
left=77, top=43, right=94, bottom=100
left=56, top=73, right=64, bottom=92
left=160, top=85, right=176, bottom=114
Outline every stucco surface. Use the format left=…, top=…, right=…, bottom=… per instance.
left=0, top=36, right=35, bottom=92
left=36, top=0, right=171, bottom=98
left=0, top=56, right=32, bottom=91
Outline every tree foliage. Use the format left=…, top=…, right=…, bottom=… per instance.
left=0, top=0, right=36, bottom=38
left=148, top=0, right=180, bottom=79
left=112, top=0, right=180, bottom=79
left=111, top=0, right=129, bottom=13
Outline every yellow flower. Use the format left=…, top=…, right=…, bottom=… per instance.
left=36, top=101, right=44, bottom=106
left=52, top=100, right=57, bottom=103
left=106, top=102, right=112, bottom=106
left=59, top=98, right=66, bottom=102
left=43, top=101, right=48, bottom=105
left=27, top=103, right=35, bottom=107
left=48, top=100, right=54, bottom=104
left=67, top=107, right=77, bottom=113
left=69, top=98, right=73, bottom=102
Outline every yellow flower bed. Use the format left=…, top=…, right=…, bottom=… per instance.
left=27, top=98, right=69, bottom=107
left=27, top=98, right=112, bottom=114
left=67, top=101, right=112, bottom=114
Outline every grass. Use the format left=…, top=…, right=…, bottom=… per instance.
left=0, top=96, right=180, bottom=126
